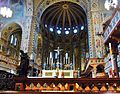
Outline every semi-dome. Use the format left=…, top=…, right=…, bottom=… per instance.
left=41, top=1, right=87, bottom=36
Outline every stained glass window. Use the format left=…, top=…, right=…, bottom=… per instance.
left=73, top=29, right=77, bottom=33
left=14, top=37, right=17, bottom=46
left=10, top=35, right=14, bottom=44
left=65, top=30, right=69, bottom=35
left=50, top=27, right=53, bottom=32
left=57, top=30, right=61, bottom=34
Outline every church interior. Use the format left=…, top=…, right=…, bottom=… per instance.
left=0, top=0, right=120, bottom=93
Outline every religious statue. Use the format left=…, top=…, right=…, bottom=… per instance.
left=17, top=50, right=30, bottom=77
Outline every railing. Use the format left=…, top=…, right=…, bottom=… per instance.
left=0, top=70, right=120, bottom=93
left=13, top=77, right=120, bottom=93
left=104, top=10, right=120, bottom=43
left=0, top=70, right=15, bottom=90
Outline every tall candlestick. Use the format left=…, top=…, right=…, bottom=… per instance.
left=51, top=58, right=53, bottom=70
left=68, top=57, right=70, bottom=64
left=73, top=54, right=75, bottom=70
left=64, top=57, right=65, bottom=64
left=66, top=58, right=68, bottom=64
left=47, top=57, right=48, bottom=65
left=109, top=43, right=114, bottom=70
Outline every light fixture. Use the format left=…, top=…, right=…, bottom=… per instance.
left=0, top=0, right=13, bottom=18
left=104, top=0, right=118, bottom=10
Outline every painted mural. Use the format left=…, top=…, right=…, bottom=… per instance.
left=0, top=0, right=24, bottom=30
left=91, top=0, right=112, bottom=58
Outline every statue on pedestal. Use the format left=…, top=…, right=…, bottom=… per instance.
left=17, top=50, right=30, bottom=77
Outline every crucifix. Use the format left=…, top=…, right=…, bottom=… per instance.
left=54, top=47, right=63, bottom=69
left=54, top=47, right=61, bottom=55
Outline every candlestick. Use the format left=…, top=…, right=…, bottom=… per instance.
left=64, top=57, right=65, bottom=64
left=47, top=57, right=48, bottom=65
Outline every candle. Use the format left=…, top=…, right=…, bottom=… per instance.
left=68, top=57, right=70, bottom=64
left=47, top=57, right=48, bottom=65
left=64, top=57, right=65, bottom=64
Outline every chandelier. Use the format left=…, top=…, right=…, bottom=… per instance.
left=0, top=0, right=13, bottom=18
left=104, top=0, right=118, bottom=10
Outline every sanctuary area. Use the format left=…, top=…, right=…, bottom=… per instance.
left=0, top=0, right=120, bottom=93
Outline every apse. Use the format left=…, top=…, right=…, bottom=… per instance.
left=38, top=1, right=88, bottom=73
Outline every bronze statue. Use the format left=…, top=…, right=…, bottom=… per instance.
left=17, top=50, right=30, bottom=77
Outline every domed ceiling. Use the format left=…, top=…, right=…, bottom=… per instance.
left=41, top=1, right=87, bottom=36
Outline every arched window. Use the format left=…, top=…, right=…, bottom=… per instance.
left=10, top=35, right=14, bottom=44
left=14, top=37, right=17, bottom=46
left=10, top=35, right=18, bottom=46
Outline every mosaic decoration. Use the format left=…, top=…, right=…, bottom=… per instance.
left=20, top=0, right=33, bottom=53
left=21, top=16, right=33, bottom=53
left=36, top=0, right=87, bottom=21
left=87, top=1, right=95, bottom=58
left=31, top=0, right=89, bottom=61
left=26, top=0, right=33, bottom=16
left=0, top=0, right=24, bottom=30
left=92, top=12, right=102, bottom=58
left=91, top=0, right=98, bottom=11
left=0, top=0, right=33, bottom=53
left=90, top=0, right=110, bottom=58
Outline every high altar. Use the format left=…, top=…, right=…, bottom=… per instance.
left=40, top=47, right=75, bottom=78
left=42, top=70, right=74, bottom=78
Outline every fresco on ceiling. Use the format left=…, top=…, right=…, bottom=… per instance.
left=0, top=0, right=24, bottom=30
left=11, top=0, right=23, bottom=5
